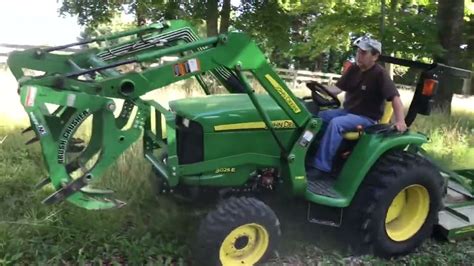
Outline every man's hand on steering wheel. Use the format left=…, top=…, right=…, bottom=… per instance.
left=306, top=81, right=341, bottom=108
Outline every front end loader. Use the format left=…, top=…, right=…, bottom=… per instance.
left=6, top=20, right=474, bottom=265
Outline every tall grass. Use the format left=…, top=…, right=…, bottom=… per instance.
left=0, top=128, right=197, bottom=265
left=411, top=109, right=474, bottom=168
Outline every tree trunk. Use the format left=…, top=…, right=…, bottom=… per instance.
left=206, top=0, right=219, bottom=37
left=135, top=2, right=146, bottom=26
left=388, top=0, right=398, bottom=25
left=380, top=0, right=386, bottom=40
left=314, top=55, right=324, bottom=71
left=219, top=0, right=231, bottom=34
left=465, top=17, right=474, bottom=96
left=434, top=0, right=465, bottom=114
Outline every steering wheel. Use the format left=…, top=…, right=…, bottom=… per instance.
left=305, top=81, right=341, bottom=108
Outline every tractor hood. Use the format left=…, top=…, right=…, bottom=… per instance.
left=169, top=94, right=295, bottom=132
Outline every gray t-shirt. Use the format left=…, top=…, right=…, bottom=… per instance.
left=336, top=63, right=399, bottom=121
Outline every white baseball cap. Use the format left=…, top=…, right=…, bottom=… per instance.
left=353, top=36, right=382, bottom=54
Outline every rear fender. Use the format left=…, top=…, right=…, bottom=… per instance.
left=335, top=132, right=428, bottom=206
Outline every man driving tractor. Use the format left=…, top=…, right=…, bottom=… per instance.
left=308, top=36, right=408, bottom=179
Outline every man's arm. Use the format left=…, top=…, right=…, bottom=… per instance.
left=391, top=96, right=407, bottom=131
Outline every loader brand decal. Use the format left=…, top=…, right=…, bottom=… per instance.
left=173, top=58, right=201, bottom=76
left=215, top=167, right=236, bottom=174
left=57, top=110, right=90, bottom=163
left=264, top=74, right=301, bottom=114
left=214, top=120, right=295, bottom=131
left=28, top=112, right=47, bottom=136
left=25, top=86, right=37, bottom=107
left=67, top=94, right=76, bottom=107
left=272, top=120, right=295, bottom=129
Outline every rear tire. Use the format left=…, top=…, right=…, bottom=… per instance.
left=344, top=150, right=444, bottom=257
left=194, top=196, right=281, bottom=266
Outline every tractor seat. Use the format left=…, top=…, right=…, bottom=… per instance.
left=343, top=102, right=393, bottom=140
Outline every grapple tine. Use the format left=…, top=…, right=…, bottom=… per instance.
left=81, top=187, right=115, bottom=195
left=25, top=136, right=39, bottom=145
left=42, top=174, right=125, bottom=209
left=67, top=143, right=85, bottom=153
left=21, top=126, right=33, bottom=134
left=42, top=174, right=91, bottom=205
left=34, top=177, right=51, bottom=190
left=65, top=161, right=81, bottom=173
left=70, top=137, right=85, bottom=144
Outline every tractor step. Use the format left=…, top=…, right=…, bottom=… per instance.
left=437, top=204, right=474, bottom=240
left=307, top=202, right=342, bottom=227
left=307, top=178, right=341, bottom=198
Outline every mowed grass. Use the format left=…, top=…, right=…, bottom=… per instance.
left=0, top=68, right=473, bottom=264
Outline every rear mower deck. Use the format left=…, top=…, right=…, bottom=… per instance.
left=437, top=170, right=474, bottom=240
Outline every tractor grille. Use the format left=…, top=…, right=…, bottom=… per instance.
left=176, top=116, right=204, bottom=164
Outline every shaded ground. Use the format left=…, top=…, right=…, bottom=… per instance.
left=262, top=199, right=474, bottom=265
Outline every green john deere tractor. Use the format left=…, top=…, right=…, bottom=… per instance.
left=7, top=20, right=474, bottom=265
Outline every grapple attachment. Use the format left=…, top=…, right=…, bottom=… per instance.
left=7, top=22, right=183, bottom=209
left=19, top=84, right=146, bottom=209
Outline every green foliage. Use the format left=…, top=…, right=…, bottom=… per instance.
left=80, top=14, right=135, bottom=45
left=234, top=1, right=293, bottom=63
left=383, top=4, right=443, bottom=59
left=59, top=0, right=474, bottom=72
left=289, top=0, right=444, bottom=66
left=466, top=0, right=474, bottom=16
left=60, top=0, right=181, bottom=27
left=60, top=0, right=123, bottom=28
left=293, top=1, right=379, bottom=58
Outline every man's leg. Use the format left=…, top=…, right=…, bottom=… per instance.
left=314, top=109, right=348, bottom=139
left=318, top=109, right=348, bottom=124
left=307, top=109, right=348, bottom=167
left=314, top=114, right=375, bottom=173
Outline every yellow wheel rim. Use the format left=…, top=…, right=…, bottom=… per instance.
left=385, top=184, right=430, bottom=242
left=219, top=223, right=269, bottom=266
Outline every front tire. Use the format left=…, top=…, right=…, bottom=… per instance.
left=195, top=197, right=281, bottom=265
left=344, top=150, right=444, bottom=257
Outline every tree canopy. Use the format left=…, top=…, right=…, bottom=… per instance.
left=60, top=0, right=474, bottom=110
